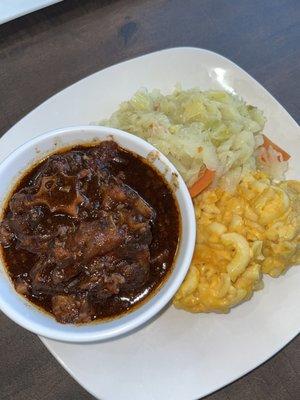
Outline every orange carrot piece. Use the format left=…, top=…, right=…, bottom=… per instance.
left=262, top=134, right=290, bottom=161
left=189, top=169, right=215, bottom=198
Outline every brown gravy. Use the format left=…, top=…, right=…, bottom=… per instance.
left=0, top=140, right=180, bottom=323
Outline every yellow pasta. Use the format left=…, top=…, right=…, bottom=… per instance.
left=174, top=172, right=300, bottom=313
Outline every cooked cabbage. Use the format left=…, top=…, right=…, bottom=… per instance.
left=101, top=87, right=266, bottom=189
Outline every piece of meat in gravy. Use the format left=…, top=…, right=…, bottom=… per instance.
left=0, top=221, right=14, bottom=247
left=78, top=254, right=149, bottom=299
left=51, top=218, right=125, bottom=263
left=52, top=294, right=93, bottom=324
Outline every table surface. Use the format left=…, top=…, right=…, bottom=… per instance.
left=0, top=1, right=299, bottom=399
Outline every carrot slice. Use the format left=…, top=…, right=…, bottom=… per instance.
left=189, top=169, right=215, bottom=198
left=262, top=134, right=290, bottom=161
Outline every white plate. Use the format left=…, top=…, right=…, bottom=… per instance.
left=0, top=0, right=61, bottom=25
left=1, top=48, right=299, bottom=400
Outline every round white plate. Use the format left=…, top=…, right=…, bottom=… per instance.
left=1, top=48, right=299, bottom=400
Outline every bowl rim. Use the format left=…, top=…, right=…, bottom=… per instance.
left=0, top=125, right=196, bottom=342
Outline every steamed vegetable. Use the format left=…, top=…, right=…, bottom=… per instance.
left=101, top=87, right=268, bottom=190
left=262, top=134, right=290, bottom=161
left=101, top=87, right=292, bottom=191
left=189, top=169, right=215, bottom=197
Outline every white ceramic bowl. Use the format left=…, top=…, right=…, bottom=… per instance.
left=0, top=126, right=195, bottom=343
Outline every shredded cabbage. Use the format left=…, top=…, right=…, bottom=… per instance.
left=101, top=87, right=269, bottom=189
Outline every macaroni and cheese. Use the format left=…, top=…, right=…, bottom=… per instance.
left=174, top=172, right=300, bottom=312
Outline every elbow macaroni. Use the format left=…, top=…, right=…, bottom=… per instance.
left=221, top=233, right=251, bottom=282
left=174, top=172, right=300, bottom=313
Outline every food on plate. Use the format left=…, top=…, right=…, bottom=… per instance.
left=102, top=85, right=299, bottom=314
left=1, top=87, right=292, bottom=322
left=173, top=172, right=300, bottom=312
left=262, top=134, right=290, bottom=161
left=256, top=134, right=290, bottom=180
left=0, top=141, right=179, bottom=324
left=102, top=87, right=289, bottom=194
left=188, top=169, right=215, bottom=198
